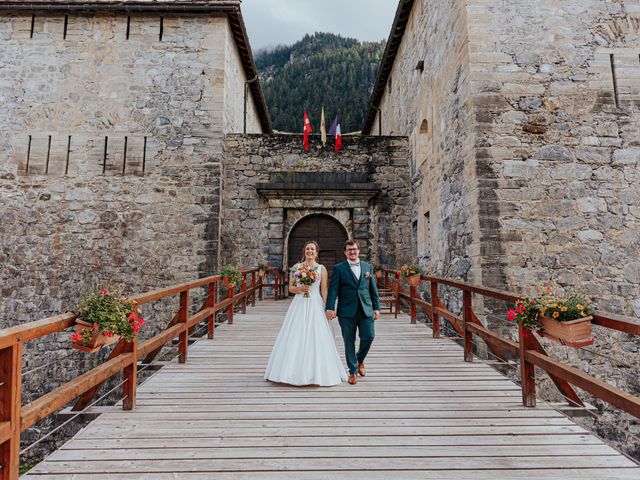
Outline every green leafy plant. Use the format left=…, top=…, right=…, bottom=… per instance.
left=508, top=291, right=593, bottom=330
left=373, top=264, right=383, bottom=273
left=257, top=261, right=272, bottom=273
left=400, top=264, right=421, bottom=277
left=71, top=287, right=144, bottom=344
left=220, top=266, right=243, bottom=288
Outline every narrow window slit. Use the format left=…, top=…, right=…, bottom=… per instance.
left=159, top=17, right=164, bottom=41
left=25, top=135, right=32, bottom=174
left=610, top=54, right=619, bottom=108
left=30, top=15, right=35, bottom=38
left=102, top=136, right=109, bottom=174
left=142, top=136, right=147, bottom=173
left=63, top=15, right=68, bottom=40
left=126, top=16, right=130, bottom=40
left=65, top=135, right=71, bottom=175
left=45, top=135, right=52, bottom=174
left=122, top=136, right=128, bottom=175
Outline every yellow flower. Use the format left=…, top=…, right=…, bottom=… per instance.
left=576, top=304, right=584, bottom=310
left=560, top=306, right=568, bottom=312
left=552, top=311, right=560, bottom=319
left=540, top=308, right=547, bottom=315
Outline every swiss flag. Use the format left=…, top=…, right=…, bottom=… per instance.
left=303, top=110, right=313, bottom=151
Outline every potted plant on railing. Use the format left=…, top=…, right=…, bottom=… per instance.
left=70, top=287, right=144, bottom=353
left=220, top=266, right=243, bottom=290
left=400, top=264, right=422, bottom=287
left=508, top=291, right=594, bottom=347
left=373, top=264, right=383, bottom=279
left=257, top=261, right=271, bottom=278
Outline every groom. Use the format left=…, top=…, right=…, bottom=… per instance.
left=326, top=239, right=380, bottom=385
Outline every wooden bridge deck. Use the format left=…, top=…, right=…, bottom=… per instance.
left=24, top=300, right=639, bottom=479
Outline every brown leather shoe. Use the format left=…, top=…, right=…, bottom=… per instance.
left=358, top=363, right=366, bottom=377
left=348, top=374, right=358, bottom=385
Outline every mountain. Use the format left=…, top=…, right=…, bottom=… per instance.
left=255, top=32, right=386, bottom=134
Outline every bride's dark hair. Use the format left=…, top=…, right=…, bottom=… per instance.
left=300, top=240, right=320, bottom=263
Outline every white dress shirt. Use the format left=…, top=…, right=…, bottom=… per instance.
left=348, top=260, right=361, bottom=280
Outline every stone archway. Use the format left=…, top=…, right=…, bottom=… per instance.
left=287, top=214, right=348, bottom=277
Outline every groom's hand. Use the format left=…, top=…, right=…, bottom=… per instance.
left=374, top=310, right=380, bottom=320
left=326, top=310, right=336, bottom=320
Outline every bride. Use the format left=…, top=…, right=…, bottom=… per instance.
left=264, top=240, right=348, bottom=386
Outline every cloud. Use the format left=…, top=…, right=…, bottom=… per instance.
left=241, top=0, right=397, bottom=50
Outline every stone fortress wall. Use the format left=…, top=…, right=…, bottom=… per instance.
left=221, top=134, right=413, bottom=271
left=0, top=9, right=262, bottom=460
left=373, top=0, right=640, bottom=458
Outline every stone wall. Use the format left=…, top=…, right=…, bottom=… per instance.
left=373, top=0, right=479, bottom=284
left=375, top=0, right=640, bottom=458
left=0, top=10, right=261, bottom=461
left=221, top=134, right=412, bottom=270
left=223, top=20, right=261, bottom=133
left=466, top=0, right=640, bottom=457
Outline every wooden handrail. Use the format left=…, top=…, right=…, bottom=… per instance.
left=383, top=268, right=640, bottom=418
left=0, top=266, right=271, bottom=479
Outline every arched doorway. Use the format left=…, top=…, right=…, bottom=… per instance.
left=287, top=214, right=348, bottom=277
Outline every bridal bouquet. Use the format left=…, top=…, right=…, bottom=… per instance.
left=292, top=264, right=318, bottom=298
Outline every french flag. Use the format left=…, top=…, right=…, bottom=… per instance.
left=328, top=115, right=342, bottom=153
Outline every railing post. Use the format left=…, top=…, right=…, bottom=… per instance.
left=226, top=285, right=234, bottom=325
left=250, top=272, right=256, bottom=307
left=259, top=272, right=264, bottom=301
left=395, top=272, right=401, bottom=317
left=207, top=281, right=216, bottom=339
left=430, top=281, right=440, bottom=338
left=241, top=273, right=247, bottom=314
left=178, top=290, right=189, bottom=364
left=463, top=289, right=473, bottom=362
left=409, top=283, right=417, bottom=324
left=519, top=324, right=537, bottom=407
left=0, top=343, right=22, bottom=480
left=122, top=337, right=137, bottom=410
left=275, top=271, right=280, bottom=300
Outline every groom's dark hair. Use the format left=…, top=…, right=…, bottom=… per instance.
left=343, top=239, right=359, bottom=251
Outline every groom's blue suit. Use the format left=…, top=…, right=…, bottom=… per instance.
left=326, top=260, right=381, bottom=375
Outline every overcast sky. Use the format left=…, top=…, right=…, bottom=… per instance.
left=241, top=0, right=398, bottom=51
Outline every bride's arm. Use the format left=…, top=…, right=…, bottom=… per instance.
left=321, top=265, right=328, bottom=303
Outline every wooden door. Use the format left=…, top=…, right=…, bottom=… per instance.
left=287, top=215, right=348, bottom=277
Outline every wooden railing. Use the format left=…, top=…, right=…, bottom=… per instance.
left=0, top=266, right=283, bottom=480
left=378, top=269, right=640, bottom=418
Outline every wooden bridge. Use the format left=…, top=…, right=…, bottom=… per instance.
left=1, top=269, right=639, bottom=478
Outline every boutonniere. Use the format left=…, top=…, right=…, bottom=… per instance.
left=364, top=271, right=371, bottom=278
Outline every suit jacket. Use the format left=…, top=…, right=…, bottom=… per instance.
left=326, top=260, right=381, bottom=319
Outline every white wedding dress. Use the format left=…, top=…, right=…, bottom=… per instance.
left=265, top=264, right=348, bottom=386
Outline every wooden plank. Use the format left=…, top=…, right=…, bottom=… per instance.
left=592, top=311, right=640, bottom=335
left=25, top=455, right=638, bottom=474
left=0, top=313, right=76, bottom=349
left=47, top=443, right=621, bottom=461
left=22, top=470, right=640, bottom=480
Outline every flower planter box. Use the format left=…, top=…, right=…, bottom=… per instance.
left=71, top=319, right=120, bottom=353
left=406, top=274, right=421, bottom=287
left=538, top=315, right=594, bottom=347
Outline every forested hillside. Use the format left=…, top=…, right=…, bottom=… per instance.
left=255, top=32, right=385, bottom=133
